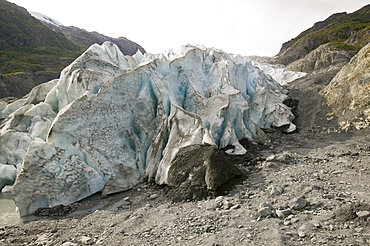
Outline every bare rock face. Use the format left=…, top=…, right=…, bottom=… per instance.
left=346, top=28, right=370, bottom=47
left=166, top=145, right=241, bottom=202
left=286, top=44, right=356, bottom=73
left=322, top=43, right=370, bottom=130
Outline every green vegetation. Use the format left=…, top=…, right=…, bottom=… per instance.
left=278, top=4, right=370, bottom=64
left=327, top=41, right=361, bottom=52
left=299, top=21, right=370, bottom=53
left=0, top=0, right=85, bottom=76
left=0, top=45, right=83, bottom=76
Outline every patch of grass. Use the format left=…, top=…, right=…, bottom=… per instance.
left=291, top=21, right=370, bottom=54
left=0, top=49, right=81, bottom=75
left=327, top=41, right=361, bottom=51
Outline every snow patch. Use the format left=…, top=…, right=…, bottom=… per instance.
left=251, top=61, right=306, bottom=86
left=29, top=12, right=63, bottom=27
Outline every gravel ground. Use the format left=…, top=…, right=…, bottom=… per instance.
left=1, top=72, right=370, bottom=245
left=1, top=127, right=369, bottom=246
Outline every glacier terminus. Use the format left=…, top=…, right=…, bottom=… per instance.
left=0, top=42, right=296, bottom=216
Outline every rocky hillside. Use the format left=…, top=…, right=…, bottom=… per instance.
left=322, top=43, right=370, bottom=130
left=276, top=4, right=370, bottom=133
left=285, top=43, right=356, bottom=73
left=0, top=0, right=145, bottom=99
left=276, top=4, right=370, bottom=72
left=30, top=12, right=146, bottom=57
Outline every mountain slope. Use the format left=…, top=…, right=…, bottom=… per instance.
left=0, top=0, right=84, bottom=98
left=285, top=43, right=355, bottom=73
left=0, top=0, right=146, bottom=99
left=276, top=4, right=370, bottom=67
left=279, top=5, right=370, bottom=133
left=0, top=1, right=81, bottom=51
left=30, top=12, right=146, bottom=56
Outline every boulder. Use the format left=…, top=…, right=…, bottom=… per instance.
left=166, top=145, right=241, bottom=201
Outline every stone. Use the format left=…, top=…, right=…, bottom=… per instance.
left=230, top=204, right=241, bottom=210
left=166, top=145, right=242, bottom=202
left=222, top=201, right=235, bottom=210
left=276, top=210, right=285, bottom=219
left=215, top=196, right=224, bottom=204
left=298, top=231, right=306, bottom=238
left=259, top=202, right=274, bottom=210
left=276, top=209, right=292, bottom=219
left=61, top=243, right=78, bottom=246
left=80, top=236, right=94, bottom=245
left=35, top=234, right=51, bottom=245
left=356, top=211, right=370, bottom=218
left=332, top=170, right=344, bottom=175
left=123, top=197, right=131, bottom=202
left=266, top=155, right=276, bottom=162
left=203, top=200, right=218, bottom=211
left=289, top=197, right=307, bottom=210
left=149, top=194, right=159, bottom=200
left=291, top=218, right=299, bottom=224
left=355, top=227, right=364, bottom=233
left=267, top=184, right=284, bottom=196
left=313, top=222, right=321, bottom=228
left=257, top=207, right=273, bottom=217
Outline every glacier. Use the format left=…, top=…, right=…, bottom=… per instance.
left=0, top=42, right=295, bottom=216
left=251, top=61, right=306, bottom=86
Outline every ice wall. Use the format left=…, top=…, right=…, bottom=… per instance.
left=0, top=42, right=295, bottom=215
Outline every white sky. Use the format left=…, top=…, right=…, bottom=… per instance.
left=8, top=0, right=370, bottom=56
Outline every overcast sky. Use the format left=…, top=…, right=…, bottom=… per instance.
left=8, top=0, right=370, bottom=56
